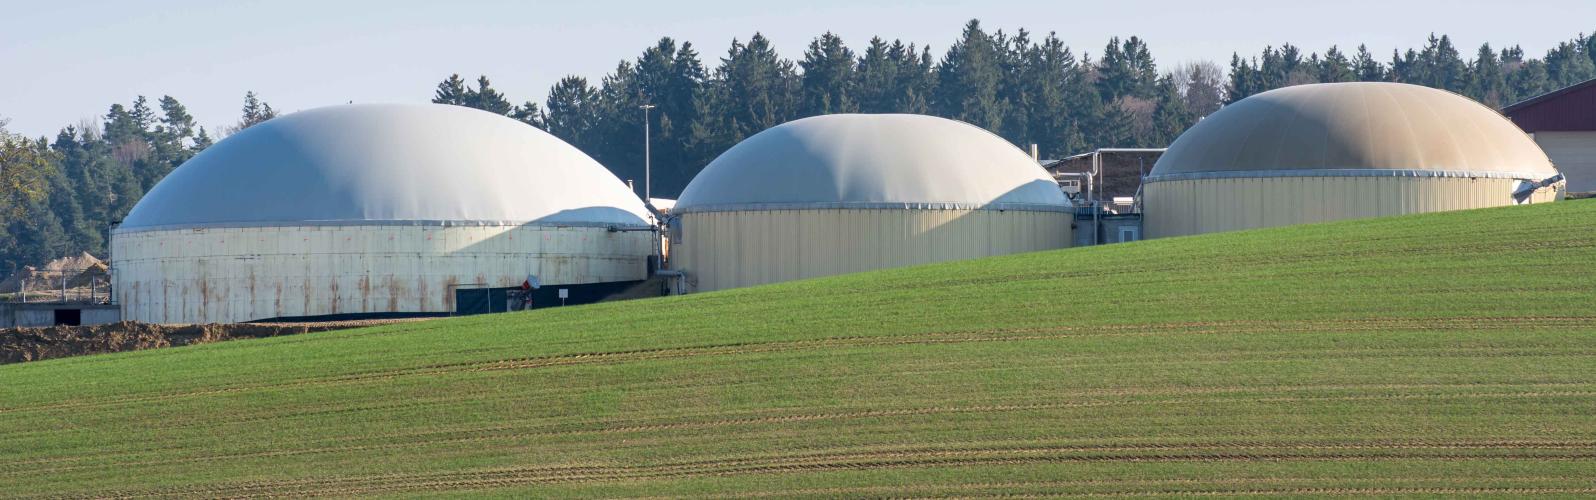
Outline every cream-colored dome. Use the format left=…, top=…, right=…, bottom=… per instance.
left=1150, top=82, right=1557, bottom=180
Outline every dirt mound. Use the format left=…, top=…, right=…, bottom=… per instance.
left=0, top=321, right=355, bottom=364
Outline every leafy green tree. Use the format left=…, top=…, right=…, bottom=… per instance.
left=0, top=127, right=51, bottom=220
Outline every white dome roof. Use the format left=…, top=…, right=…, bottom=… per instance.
left=1151, top=82, right=1558, bottom=180
left=674, top=114, right=1070, bottom=213
left=118, top=103, right=650, bottom=231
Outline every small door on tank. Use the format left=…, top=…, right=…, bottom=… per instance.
left=54, top=308, right=81, bottom=326
left=454, top=288, right=512, bottom=315
left=1118, top=226, right=1140, bottom=243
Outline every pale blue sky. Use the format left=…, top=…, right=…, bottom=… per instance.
left=2, top=0, right=1593, bottom=138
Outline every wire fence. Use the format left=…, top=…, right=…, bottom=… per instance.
left=0, top=269, right=111, bottom=304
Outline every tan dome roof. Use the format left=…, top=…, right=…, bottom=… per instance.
left=1150, top=82, right=1558, bottom=179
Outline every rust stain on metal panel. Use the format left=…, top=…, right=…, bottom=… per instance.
left=386, top=276, right=400, bottom=313
left=303, top=277, right=313, bottom=316
left=329, top=279, right=340, bottom=314
left=417, top=278, right=428, bottom=311
left=274, top=281, right=283, bottom=318
left=197, top=275, right=208, bottom=321
left=443, top=276, right=458, bottom=311
left=359, top=275, right=371, bottom=313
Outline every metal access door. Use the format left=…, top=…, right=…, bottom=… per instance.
left=1118, top=226, right=1140, bottom=243
left=454, top=288, right=511, bottom=315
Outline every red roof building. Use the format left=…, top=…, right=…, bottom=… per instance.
left=1504, top=78, right=1596, bottom=193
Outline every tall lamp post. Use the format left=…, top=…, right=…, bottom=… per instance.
left=640, top=104, right=656, bottom=201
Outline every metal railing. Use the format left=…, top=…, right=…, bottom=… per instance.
left=1, top=270, right=111, bottom=304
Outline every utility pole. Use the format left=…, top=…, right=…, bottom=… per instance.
left=640, top=104, right=656, bottom=201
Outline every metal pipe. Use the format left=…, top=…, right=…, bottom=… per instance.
left=640, top=104, right=656, bottom=202
left=653, top=269, right=685, bottom=295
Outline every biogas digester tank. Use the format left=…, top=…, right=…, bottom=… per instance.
left=112, top=104, right=654, bottom=323
left=670, top=113, right=1073, bottom=292
left=1143, top=82, right=1565, bottom=238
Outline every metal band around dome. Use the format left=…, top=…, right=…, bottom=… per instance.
left=1142, top=168, right=1561, bottom=183
left=672, top=201, right=1076, bottom=215
left=110, top=218, right=654, bottom=234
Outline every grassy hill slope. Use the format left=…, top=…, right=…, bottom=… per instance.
left=2, top=201, right=1595, bottom=497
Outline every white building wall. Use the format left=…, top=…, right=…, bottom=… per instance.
left=1533, top=131, right=1596, bottom=193
left=671, top=209, right=1071, bottom=292
left=1144, top=176, right=1564, bottom=239
left=111, top=224, right=653, bottom=324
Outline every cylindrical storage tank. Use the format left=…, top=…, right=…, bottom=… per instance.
left=1144, top=82, right=1566, bottom=238
left=671, top=114, right=1072, bottom=292
left=111, top=103, right=654, bottom=324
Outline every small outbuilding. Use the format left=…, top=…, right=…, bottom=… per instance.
left=1144, top=82, right=1565, bottom=238
left=669, top=113, right=1072, bottom=292
left=1503, top=77, right=1596, bottom=194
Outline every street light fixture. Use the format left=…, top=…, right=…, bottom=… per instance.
left=640, top=104, right=656, bottom=202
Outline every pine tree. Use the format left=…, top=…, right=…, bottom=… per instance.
left=510, top=102, right=545, bottom=128
left=855, top=37, right=899, bottom=113
left=236, top=91, right=277, bottom=132
left=799, top=32, right=858, bottom=116
left=1225, top=53, right=1261, bottom=103
left=1465, top=43, right=1507, bottom=107
left=934, top=19, right=1005, bottom=130
left=1416, top=34, right=1467, bottom=91
left=1545, top=39, right=1596, bottom=88
left=464, top=76, right=514, bottom=115
left=896, top=44, right=936, bottom=114
left=433, top=74, right=468, bottom=105
left=1506, top=58, right=1551, bottom=103
left=1389, top=48, right=1420, bottom=83
left=193, top=127, right=213, bottom=151
left=1017, top=33, right=1080, bottom=158
left=544, top=76, right=600, bottom=146
left=702, top=33, right=800, bottom=142
left=1352, top=45, right=1386, bottom=81
left=993, top=29, right=1030, bottom=144
left=1318, top=46, right=1356, bottom=82
left=1151, top=73, right=1194, bottom=146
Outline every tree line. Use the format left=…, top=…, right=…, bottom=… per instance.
left=3, top=20, right=1594, bottom=273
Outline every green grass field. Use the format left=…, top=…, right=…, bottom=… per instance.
left=2, top=201, right=1595, bottom=497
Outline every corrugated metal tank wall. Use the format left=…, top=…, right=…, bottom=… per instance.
left=672, top=209, right=1071, bottom=292
left=112, top=224, right=652, bottom=324
left=1143, top=176, right=1565, bottom=238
